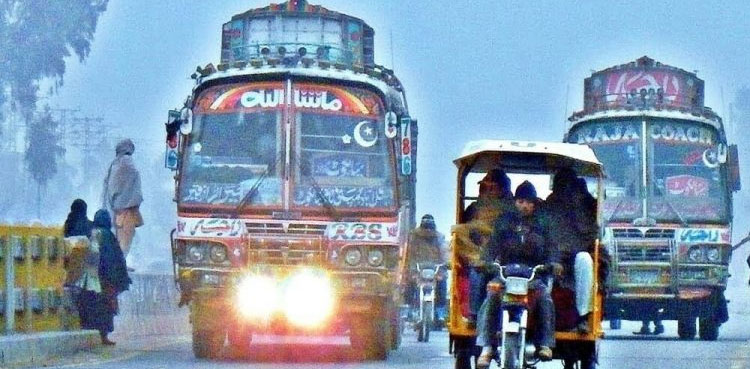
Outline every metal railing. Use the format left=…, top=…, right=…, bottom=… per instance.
left=0, top=225, right=76, bottom=334
left=573, top=92, right=721, bottom=122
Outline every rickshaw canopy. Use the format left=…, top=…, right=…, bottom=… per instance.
left=454, top=140, right=603, bottom=178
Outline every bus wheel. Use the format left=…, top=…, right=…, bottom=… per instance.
left=678, top=317, right=696, bottom=340
left=192, top=328, right=225, bottom=359
left=698, top=317, right=719, bottom=341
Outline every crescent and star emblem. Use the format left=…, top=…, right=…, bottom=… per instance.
left=353, top=120, right=378, bottom=148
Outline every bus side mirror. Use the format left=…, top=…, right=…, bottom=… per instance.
left=165, top=110, right=181, bottom=170
left=728, top=144, right=741, bottom=192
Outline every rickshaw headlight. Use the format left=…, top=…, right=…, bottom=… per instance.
left=209, top=244, right=228, bottom=263
left=367, top=249, right=384, bottom=267
left=705, top=247, right=720, bottom=262
left=344, top=248, right=362, bottom=266
left=687, top=246, right=704, bottom=262
left=187, top=244, right=205, bottom=263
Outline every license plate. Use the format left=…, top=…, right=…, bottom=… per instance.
left=630, top=270, right=659, bottom=284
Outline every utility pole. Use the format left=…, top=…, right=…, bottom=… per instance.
left=66, top=116, right=117, bottom=193
left=48, top=107, right=80, bottom=155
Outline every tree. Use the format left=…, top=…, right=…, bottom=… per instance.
left=24, top=107, right=65, bottom=218
left=0, top=0, right=109, bottom=120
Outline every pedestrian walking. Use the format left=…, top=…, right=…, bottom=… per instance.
left=101, top=138, right=143, bottom=259
left=82, top=209, right=131, bottom=345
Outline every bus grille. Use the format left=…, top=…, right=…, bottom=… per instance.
left=617, top=244, right=672, bottom=262
left=245, top=222, right=327, bottom=236
left=612, top=228, right=675, bottom=239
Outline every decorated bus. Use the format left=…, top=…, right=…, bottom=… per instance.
left=164, top=0, right=417, bottom=359
left=566, top=56, right=741, bottom=340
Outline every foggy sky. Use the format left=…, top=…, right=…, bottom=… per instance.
left=47, top=0, right=750, bottom=240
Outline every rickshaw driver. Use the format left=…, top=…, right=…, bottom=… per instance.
left=477, top=181, right=562, bottom=367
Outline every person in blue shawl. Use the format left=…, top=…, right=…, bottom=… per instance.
left=86, top=209, right=132, bottom=345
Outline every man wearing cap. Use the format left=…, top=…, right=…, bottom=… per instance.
left=464, top=169, right=513, bottom=224
left=476, top=181, right=559, bottom=366
left=452, top=169, right=515, bottom=326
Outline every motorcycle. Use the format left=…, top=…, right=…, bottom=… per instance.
left=415, top=262, right=438, bottom=342
left=488, top=263, right=548, bottom=369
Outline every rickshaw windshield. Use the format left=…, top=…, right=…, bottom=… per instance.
left=461, top=168, right=600, bottom=220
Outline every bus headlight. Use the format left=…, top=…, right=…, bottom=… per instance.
left=187, top=245, right=205, bottom=263
left=344, top=248, right=362, bottom=266
left=705, top=247, right=721, bottom=262
left=235, top=275, right=279, bottom=319
left=687, top=246, right=704, bottom=262
left=367, top=249, right=384, bottom=267
left=282, top=270, right=334, bottom=328
left=209, top=244, right=227, bottom=263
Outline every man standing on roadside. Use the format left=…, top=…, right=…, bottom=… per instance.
left=102, top=138, right=143, bottom=259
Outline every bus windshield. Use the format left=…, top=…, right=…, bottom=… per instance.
left=649, top=119, right=728, bottom=223
left=180, top=82, right=284, bottom=206
left=292, top=83, right=394, bottom=210
left=569, top=120, right=642, bottom=222
left=569, top=118, right=729, bottom=224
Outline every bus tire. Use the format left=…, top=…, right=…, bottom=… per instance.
left=227, top=325, right=252, bottom=353
left=678, top=317, right=696, bottom=340
left=698, top=317, right=719, bottom=341
left=351, top=316, right=389, bottom=360
left=390, top=304, right=402, bottom=350
left=192, top=327, right=225, bottom=359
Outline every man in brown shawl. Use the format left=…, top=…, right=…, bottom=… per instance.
left=101, top=139, right=143, bottom=257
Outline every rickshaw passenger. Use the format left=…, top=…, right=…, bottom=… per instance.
left=543, top=168, right=598, bottom=332
left=453, top=169, right=513, bottom=325
left=477, top=181, right=559, bottom=366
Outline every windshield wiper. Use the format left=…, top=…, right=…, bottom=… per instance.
left=298, top=155, right=341, bottom=222
left=235, top=155, right=282, bottom=216
left=235, top=169, right=268, bottom=216
left=660, top=197, right=688, bottom=226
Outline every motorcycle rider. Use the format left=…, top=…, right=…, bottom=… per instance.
left=477, top=181, right=560, bottom=367
left=405, top=214, right=449, bottom=323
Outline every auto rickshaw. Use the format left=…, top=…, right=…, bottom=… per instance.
left=447, top=140, right=605, bottom=369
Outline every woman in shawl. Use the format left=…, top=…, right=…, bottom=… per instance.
left=92, top=209, right=131, bottom=345
left=64, top=199, right=94, bottom=287
left=64, top=199, right=93, bottom=237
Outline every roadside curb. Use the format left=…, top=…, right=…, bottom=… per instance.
left=0, top=330, right=99, bottom=367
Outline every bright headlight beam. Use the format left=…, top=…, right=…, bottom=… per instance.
left=236, top=275, right=279, bottom=319
left=282, top=270, right=334, bottom=328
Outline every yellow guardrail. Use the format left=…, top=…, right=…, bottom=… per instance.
left=0, top=224, right=77, bottom=334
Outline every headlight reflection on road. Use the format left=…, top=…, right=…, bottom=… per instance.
left=236, top=275, right=279, bottom=319
left=282, top=270, right=335, bottom=328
